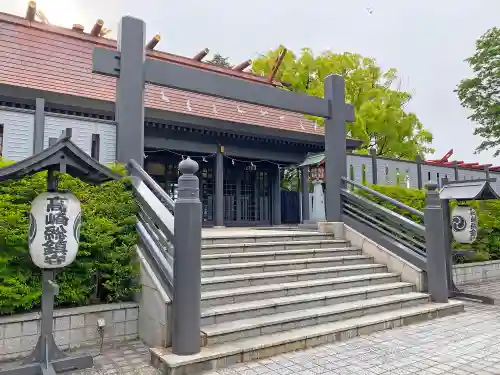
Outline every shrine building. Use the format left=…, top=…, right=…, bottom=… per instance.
left=0, top=6, right=361, bottom=226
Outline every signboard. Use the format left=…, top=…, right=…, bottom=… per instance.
left=451, top=205, right=478, bottom=244
left=29, top=192, right=81, bottom=268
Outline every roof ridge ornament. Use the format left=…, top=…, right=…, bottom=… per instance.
left=161, top=90, right=170, bottom=103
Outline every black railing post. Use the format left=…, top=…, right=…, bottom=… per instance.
left=416, top=155, right=423, bottom=189
left=370, top=148, right=378, bottom=185
left=423, top=182, right=449, bottom=303
left=324, top=74, right=347, bottom=222
left=172, top=157, right=202, bottom=355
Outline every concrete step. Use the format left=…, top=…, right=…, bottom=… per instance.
left=201, top=263, right=388, bottom=292
left=201, top=239, right=350, bottom=255
left=201, top=282, right=415, bottom=325
left=201, top=255, right=373, bottom=277
left=201, top=272, right=402, bottom=308
left=201, top=247, right=362, bottom=265
left=151, top=300, right=464, bottom=375
left=200, top=293, right=429, bottom=346
left=202, top=231, right=332, bottom=246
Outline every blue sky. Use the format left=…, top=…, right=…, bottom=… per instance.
left=2, top=0, right=499, bottom=164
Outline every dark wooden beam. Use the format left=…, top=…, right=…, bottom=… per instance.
left=193, top=48, right=209, bottom=61
left=90, top=19, right=104, bottom=37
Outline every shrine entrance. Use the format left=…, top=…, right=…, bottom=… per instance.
left=223, top=163, right=271, bottom=226
left=145, top=151, right=273, bottom=227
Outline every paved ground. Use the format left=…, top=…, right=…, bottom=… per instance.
left=18, top=281, right=500, bottom=375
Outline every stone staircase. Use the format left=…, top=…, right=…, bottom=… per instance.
left=151, top=230, right=464, bottom=375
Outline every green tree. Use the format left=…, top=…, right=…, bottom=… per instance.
left=252, top=48, right=434, bottom=159
left=456, top=27, right=500, bottom=155
left=207, top=53, right=232, bottom=68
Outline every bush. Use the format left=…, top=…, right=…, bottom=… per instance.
left=0, top=161, right=139, bottom=315
left=358, top=184, right=499, bottom=262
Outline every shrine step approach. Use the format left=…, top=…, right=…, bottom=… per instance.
left=149, top=230, right=464, bottom=375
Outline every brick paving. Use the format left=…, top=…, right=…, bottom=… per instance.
left=66, top=341, right=159, bottom=375
left=459, top=280, right=500, bottom=302
left=34, top=280, right=500, bottom=374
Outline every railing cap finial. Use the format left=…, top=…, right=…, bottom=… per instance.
left=179, top=157, right=199, bottom=175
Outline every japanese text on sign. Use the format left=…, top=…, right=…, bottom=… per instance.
left=469, top=208, right=477, bottom=241
left=43, top=196, right=69, bottom=266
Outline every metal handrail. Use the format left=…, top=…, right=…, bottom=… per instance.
left=341, top=177, right=424, bottom=219
left=342, top=191, right=426, bottom=255
left=138, top=209, right=175, bottom=257
left=138, top=210, right=174, bottom=259
left=343, top=201, right=426, bottom=251
left=127, top=161, right=176, bottom=300
left=340, top=186, right=428, bottom=269
left=137, top=221, right=174, bottom=297
left=341, top=189, right=425, bottom=235
left=128, top=159, right=175, bottom=212
left=130, top=176, right=174, bottom=240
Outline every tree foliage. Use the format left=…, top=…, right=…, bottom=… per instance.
left=252, top=48, right=434, bottom=159
left=207, top=53, right=232, bottom=68
left=0, top=160, right=139, bottom=315
left=457, top=27, right=500, bottom=155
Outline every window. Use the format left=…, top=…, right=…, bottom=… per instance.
left=0, top=124, right=3, bottom=157
left=91, top=134, right=100, bottom=160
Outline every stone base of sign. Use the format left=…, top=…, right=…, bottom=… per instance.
left=318, top=221, right=344, bottom=240
left=0, top=303, right=138, bottom=363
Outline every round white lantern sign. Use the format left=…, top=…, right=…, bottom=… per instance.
left=29, top=192, right=82, bottom=269
left=451, top=205, right=478, bottom=244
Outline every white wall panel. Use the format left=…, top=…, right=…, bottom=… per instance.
left=44, top=115, right=116, bottom=165
left=347, top=154, right=373, bottom=184
left=1, top=109, right=35, bottom=161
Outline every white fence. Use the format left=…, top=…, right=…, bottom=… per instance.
left=346, top=153, right=500, bottom=192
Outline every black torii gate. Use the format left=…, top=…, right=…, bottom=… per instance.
left=92, top=15, right=355, bottom=355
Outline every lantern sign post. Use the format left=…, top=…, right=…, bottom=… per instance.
left=309, top=161, right=326, bottom=223
left=439, top=177, right=499, bottom=304
left=0, top=135, right=121, bottom=375
left=29, top=184, right=82, bottom=269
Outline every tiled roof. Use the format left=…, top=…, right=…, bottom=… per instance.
left=0, top=12, right=325, bottom=137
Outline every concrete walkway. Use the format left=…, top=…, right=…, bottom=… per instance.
left=68, top=281, right=500, bottom=375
